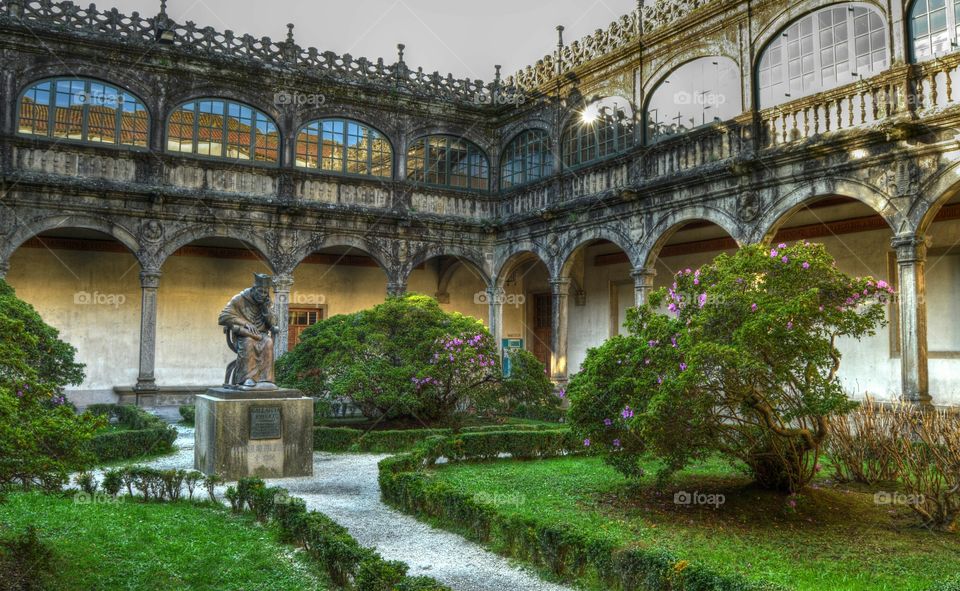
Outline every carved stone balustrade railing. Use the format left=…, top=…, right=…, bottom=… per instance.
left=642, top=121, right=747, bottom=177
left=759, top=67, right=915, bottom=148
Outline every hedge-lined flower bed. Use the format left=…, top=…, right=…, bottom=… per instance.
left=314, top=423, right=567, bottom=453
left=378, top=430, right=787, bottom=591
left=85, top=404, right=177, bottom=463
left=71, top=467, right=452, bottom=591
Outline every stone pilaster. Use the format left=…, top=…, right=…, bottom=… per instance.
left=134, top=269, right=161, bottom=393
left=273, top=274, right=294, bottom=358
left=550, top=278, right=571, bottom=382
left=487, top=285, right=503, bottom=349
left=892, top=235, right=931, bottom=405
left=631, top=267, right=657, bottom=306
left=387, top=281, right=407, bottom=298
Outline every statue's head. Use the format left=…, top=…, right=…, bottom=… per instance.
left=251, top=273, right=272, bottom=303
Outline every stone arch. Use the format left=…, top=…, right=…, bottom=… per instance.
left=752, top=178, right=900, bottom=244
left=16, top=66, right=156, bottom=118
left=159, top=225, right=275, bottom=272
left=494, top=240, right=555, bottom=285
left=2, top=214, right=140, bottom=264
left=407, top=245, right=492, bottom=287
left=912, top=160, right=960, bottom=235
left=405, top=124, right=494, bottom=155
left=557, top=226, right=644, bottom=278
left=752, top=0, right=891, bottom=70
left=640, top=206, right=743, bottom=268
left=285, top=234, right=390, bottom=276
left=641, top=48, right=741, bottom=102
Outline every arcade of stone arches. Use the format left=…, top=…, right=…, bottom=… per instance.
left=6, top=184, right=960, bottom=407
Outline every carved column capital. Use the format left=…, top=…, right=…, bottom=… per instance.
left=550, top=277, right=572, bottom=296
left=891, top=234, right=928, bottom=263
left=139, top=269, right=162, bottom=289
left=631, top=267, right=657, bottom=288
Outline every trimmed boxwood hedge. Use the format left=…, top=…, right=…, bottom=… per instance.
left=378, top=430, right=788, bottom=591
left=314, top=423, right=567, bottom=453
left=179, top=405, right=195, bottom=425
left=85, top=404, right=177, bottom=463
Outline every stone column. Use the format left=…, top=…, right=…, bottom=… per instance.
left=273, top=274, right=294, bottom=358
left=550, top=278, right=571, bottom=381
left=387, top=280, right=407, bottom=298
left=487, top=285, right=503, bottom=349
left=631, top=267, right=657, bottom=306
left=0, top=259, right=9, bottom=280
left=892, top=235, right=932, bottom=405
left=134, top=269, right=161, bottom=393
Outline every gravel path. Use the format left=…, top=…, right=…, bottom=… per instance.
left=140, top=426, right=573, bottom=591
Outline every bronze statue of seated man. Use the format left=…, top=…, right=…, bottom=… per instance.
left=218, top=273, right=280, bottom=390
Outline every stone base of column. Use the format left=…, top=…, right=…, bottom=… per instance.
left=194, top=388, right=314, bottom=481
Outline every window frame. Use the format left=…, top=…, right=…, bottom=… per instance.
left=165, top=97, right=281, bottom=165
left=756, top=3, right=890, bottom=109
left=405, top=135, right=490, bottom=192
left=562, top=114, right=633, bottom=169
left=17, top=77, right=150, bottom=149
left=909, top=0, right=960, bottom=62
left=295, top=118, right=394, bottom=180
left=500, top=129, right=554, bottom=190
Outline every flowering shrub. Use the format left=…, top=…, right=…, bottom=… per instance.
left=568, top=242, right=889, bottom=492
left=0, top=279, right=101, bottom=492
left=278, top=294, right=553, bottom=426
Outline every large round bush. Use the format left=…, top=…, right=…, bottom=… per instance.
left=568, top=242, right=889, bottom=492
left=0, top=279, right=100, bottom=491
left=277, top=294, right=554, bottom=426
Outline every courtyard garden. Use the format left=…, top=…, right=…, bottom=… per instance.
left=1, top=242, right=959, bottom=590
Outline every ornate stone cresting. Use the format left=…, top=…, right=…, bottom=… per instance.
left=506, top=0, right=717, bottom=90
left=0, top=0, right=497, bottom=104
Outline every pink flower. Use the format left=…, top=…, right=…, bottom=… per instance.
left=787, top=321, right=794, bottom=330
left=781, top=256, right=789, bottom=263
left=802, top=262, right=810, bottom=269
left=583, top=439, right=591, bottom=447
left=613, top=439, right=621, bottom=448
left=697, top=293, right=707, bottom=308
left=778, top=243, right=787, bottom=249
left=679, top=362, right=687, bottom=371
left=604, top=418, right=612, bottom=426
left=770, top=249, right=779, bottom=258
left=751, top=303, right=758, bottom=312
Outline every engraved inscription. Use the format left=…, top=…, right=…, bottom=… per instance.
left=249, top=406, right=282, bottom=440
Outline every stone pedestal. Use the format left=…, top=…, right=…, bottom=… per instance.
left=194, top=388, right=314, bottom=481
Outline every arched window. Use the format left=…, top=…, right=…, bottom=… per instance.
left=910, top=0, right=960, bottom=60
left=166, top=99, right=279, bottom=163
left=18, top=77, right=149, bottom=147
left=295, top=119, right=392, bottom=178
left=501, top=129, right=553, bottom=189
left=757, top=4, right=888, bottom=109
left=562, top=109, right=634, bottom=168
left=645, top=57, right=743, bottom=143
left=406, top=136, right=489, bottom=191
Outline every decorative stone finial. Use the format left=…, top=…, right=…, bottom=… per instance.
left=494, top=64, right=501, bottom=84
left=397, top=43, right=405, bottom=64
left=556, top=25, right=565, bottom=49
left=159, top=0, right=167, bottom=17
left=286, top=23, right=295, bottom=44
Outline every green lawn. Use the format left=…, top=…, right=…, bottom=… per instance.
left=430, top=456, right=960, bottom=591
left=0, top=492, right=326, bottom=590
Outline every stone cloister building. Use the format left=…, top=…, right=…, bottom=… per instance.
left=2, top=0, right=959, bottom=406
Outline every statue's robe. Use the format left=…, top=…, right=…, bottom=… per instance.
left=218, top=288, right=278, bottom=384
